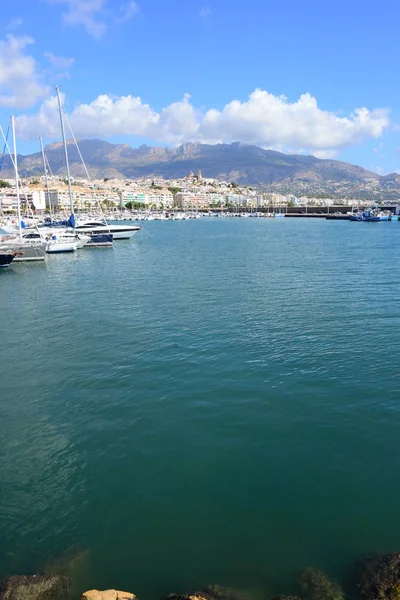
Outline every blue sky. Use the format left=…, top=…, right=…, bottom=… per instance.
left=0, top=0, right=399, bottom=174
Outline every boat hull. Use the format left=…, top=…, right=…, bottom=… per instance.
left=76, top=223, right=140, bottom=239
left=46, top=241, right=77, bottom=253
left=85, top=233, right=113, bottom=247
left=0, top=253, right=16, bottom=267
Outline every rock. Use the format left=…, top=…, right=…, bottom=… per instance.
left=161, top=594, right=209, bottom=600
left=116, top=593, right=136, bottom=600
left=161, top=587, right=248, bottom=600
left=356, top=552, right=400, bottom=600
left=0, top=575, right=69, bottom=600
left=82, top=591, right=137, bottom=600
left=298, top=567, right=344, bottom=600
left=204, top=587, right=247, bottom=600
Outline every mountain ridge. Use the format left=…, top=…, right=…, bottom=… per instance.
left=1, top=140, right=399, bottom=199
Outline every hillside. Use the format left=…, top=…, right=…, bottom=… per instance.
left=1, top=140, right=399, bottom=199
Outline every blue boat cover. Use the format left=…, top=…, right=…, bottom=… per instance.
left=67, top=214, right=75, bottom=228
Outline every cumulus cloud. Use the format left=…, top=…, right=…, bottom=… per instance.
left=48, top=0, right=139, bottom=36
left=116, top=1, right=139, bottom=22
left=15, top=89, right=389, bottom=156
left=48, top=0, right=107, bottom=38
left=0, top=34, right=50, bottom=109
left=44, top=52, right=75, bottom=70
left=199, top=90, right=389, bottom=154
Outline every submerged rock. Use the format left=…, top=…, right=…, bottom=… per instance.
left=356, top=552, right=400, bottom=600
left=161, top=595, right=209, bottom=600
left=203, top=586, right=247, bottom=600
left=82, top=591, right=136, bottom=600
left=162, top=585, right=248, bottom=600
left=298, top=567, right=343, bottom=600
left=0, top=575, right=69, bottom=600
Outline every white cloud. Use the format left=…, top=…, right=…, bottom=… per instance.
left=48, top=0, right=140, bottom=36
left=199, top=90, right=389, bottom=155
left=373, top=142, right=383, bottom=153
left=0, top=34, right=50, bottom=109
left=48, top=0, right=107, bottom=38
left=15, top=89, right=389, bottom=157
left=44, top=52, right=75, bottom=70
left=199, top=6, right=211, bottom=17
left=116, top=1, right=139, bottom=22
left=5, top=18, right=23, bottom=30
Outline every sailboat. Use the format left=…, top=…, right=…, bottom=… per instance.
left=0, top=116, right=46, bottom=262
left=54, top=87, right=113, bottom=247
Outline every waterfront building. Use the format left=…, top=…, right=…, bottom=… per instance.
left=174, top=192, right=209, bottom=209
left=0, top=190, right=46, bottom=212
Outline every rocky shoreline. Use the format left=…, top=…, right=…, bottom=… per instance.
left=1, top=552, right=400, bottom=600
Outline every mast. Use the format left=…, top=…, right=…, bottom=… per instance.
left=55, top=85, right=74, bottom=226
left=39, top=136, right=53, bottom=221
left=11, top=115, right=22, bottom=240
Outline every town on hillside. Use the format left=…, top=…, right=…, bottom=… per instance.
left=0, top=168, right=396, bottom=215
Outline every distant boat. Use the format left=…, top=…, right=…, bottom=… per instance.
left=349, top=208, right=393, bottom=221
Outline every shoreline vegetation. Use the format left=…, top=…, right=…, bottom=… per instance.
left=1, top=552, right=400, bottom=600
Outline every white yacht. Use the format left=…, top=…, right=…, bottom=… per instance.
left=75, top=220, right=140, bottom=240
left=21, top=229, right=90, bottom=249
left=46, top=238, right=77, bottom=253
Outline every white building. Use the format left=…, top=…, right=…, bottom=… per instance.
left=122, top=189, right=173, bottom=209
left=0, top=190, right=46, bottom=212
left=48, top=190, right=119, bottom=211
left=174, top=192, right=209, bottom=209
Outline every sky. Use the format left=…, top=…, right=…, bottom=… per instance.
left=0, top=0, right=399, bottom=174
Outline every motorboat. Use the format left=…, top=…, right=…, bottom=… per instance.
left=349, top=208, right=393, bottom=221
left=75, top=220, right=140, bottom=239
left=84, top=233, right=113, bottom=247
left=22, top=228, right=90, bottom=248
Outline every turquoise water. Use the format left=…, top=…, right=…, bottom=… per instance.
left=1, top=218, right=400, bottom=597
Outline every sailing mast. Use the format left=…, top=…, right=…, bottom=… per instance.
left=39, top=136, right=53, bottom=221
left=55, top=85, right=75, bottom=227
left=10, top=115, right=22, bottom=241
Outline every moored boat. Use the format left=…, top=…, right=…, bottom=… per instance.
left=46, top=238, right=77, bottom=253
left=349, top=208, right=394, bottom=221
left=75, top=220, right=140, bottom=239
left=84, top=233, right=113, bottom=247
left=0, top=252, right=17, bottom=267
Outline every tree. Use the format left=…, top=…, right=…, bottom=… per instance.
left=0, top=180, right=11, bottom=188
left=168, top=187, right=181, bottom=195
left=230, top=182, right=238, bottom=188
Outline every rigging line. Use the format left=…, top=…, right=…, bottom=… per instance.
left=0, top=125, right=36, bottom=221
left=45, top=153, right=54, bottom=177
left=0, top=125, right=9, bottom=172
left=63, top=109, right=111, bottom=230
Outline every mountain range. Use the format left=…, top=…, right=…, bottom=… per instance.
left=1, top=140, right=399, bottom=199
